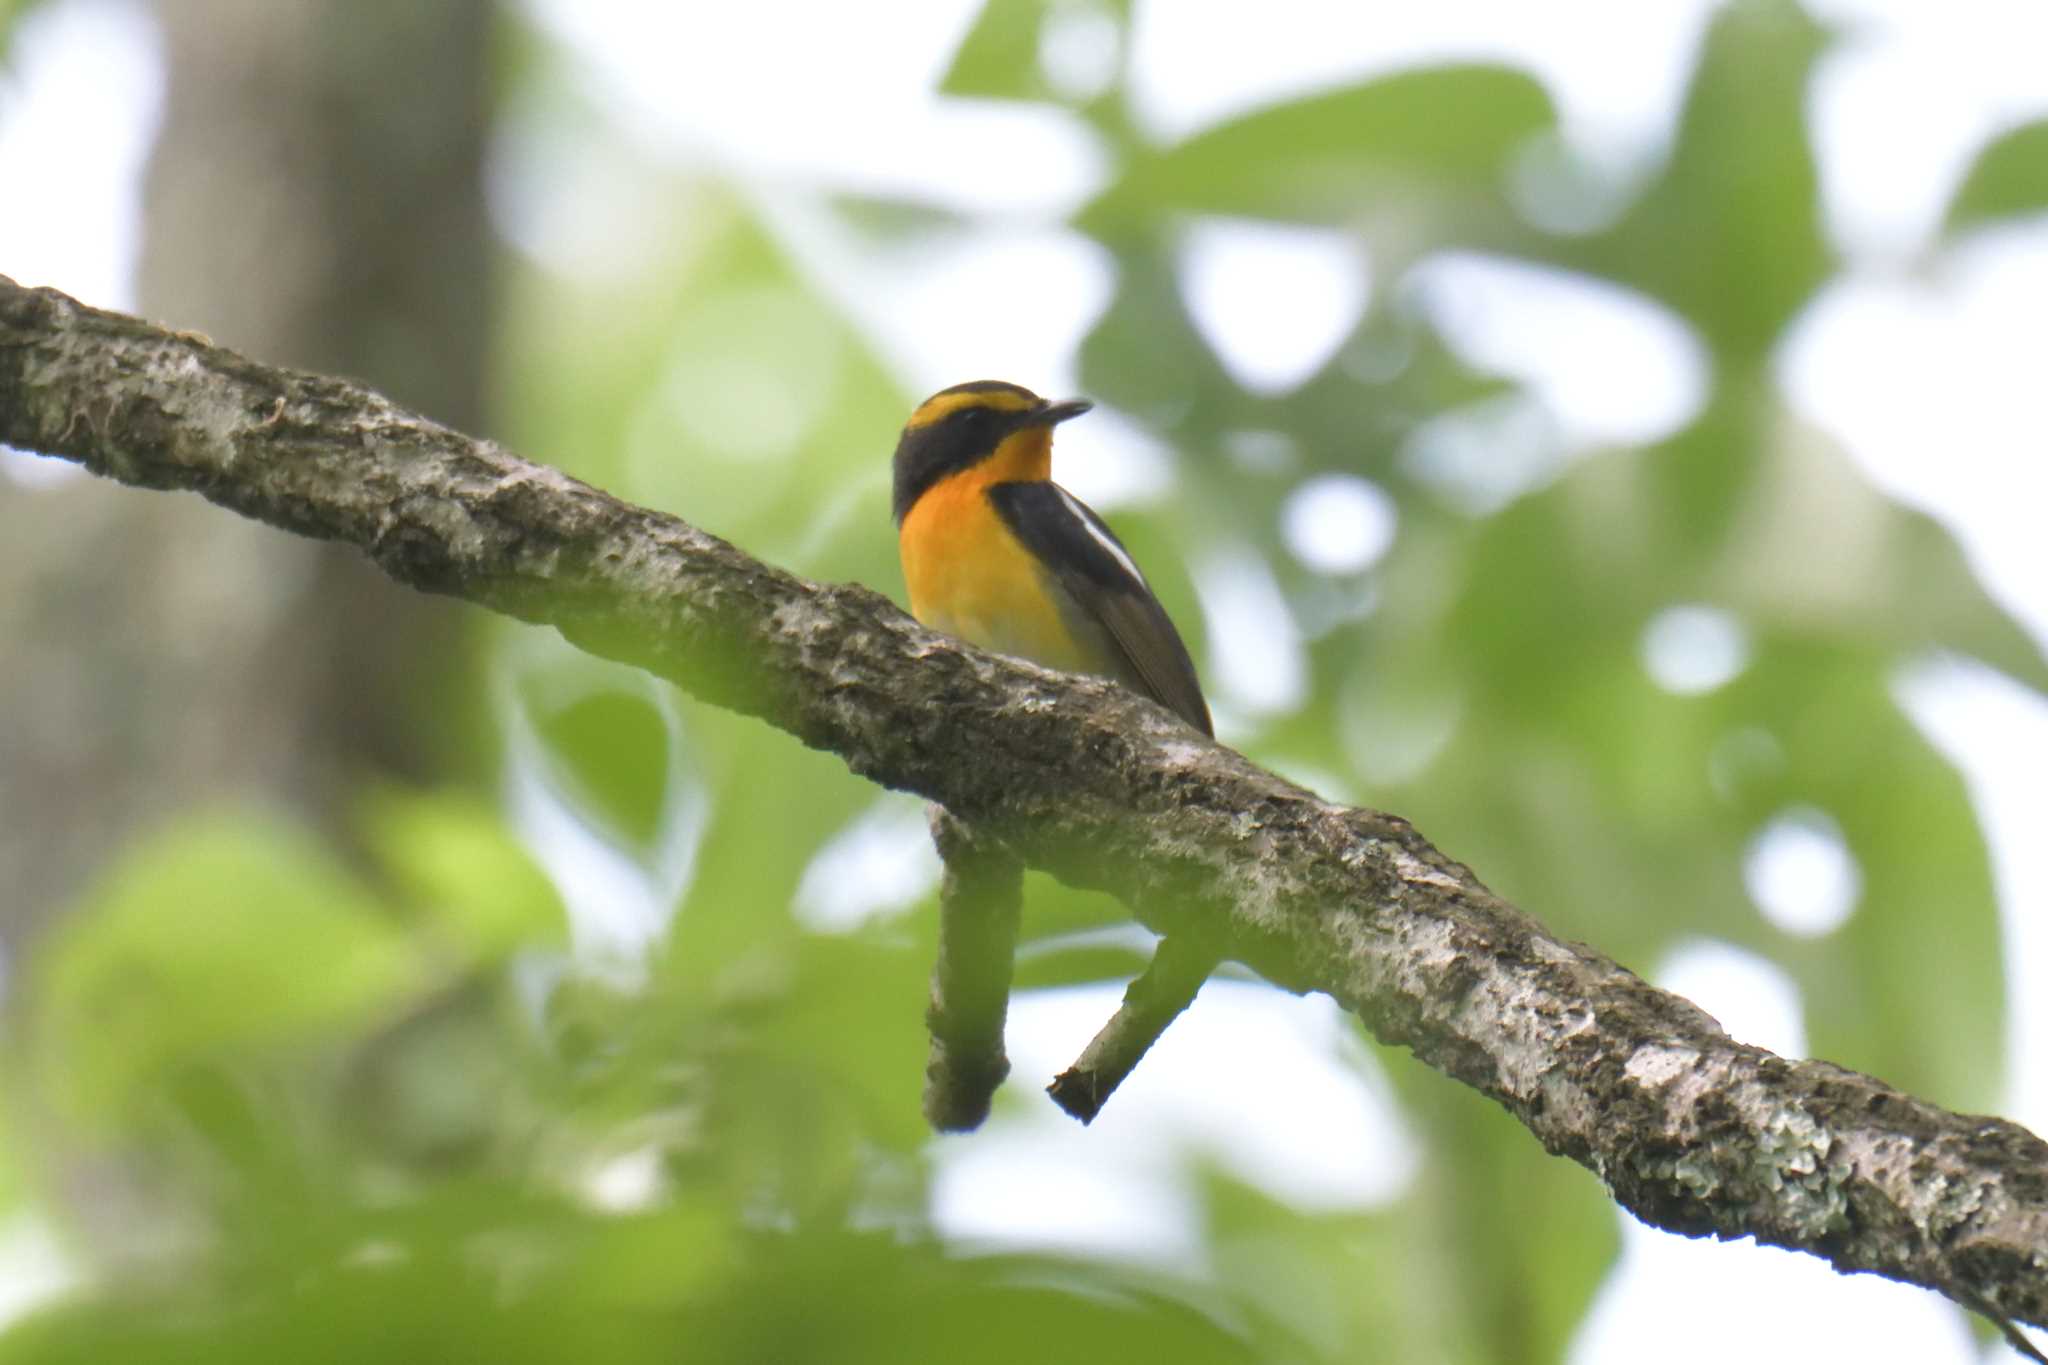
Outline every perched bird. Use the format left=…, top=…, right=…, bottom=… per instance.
left=893, top=380, right=1212, bottom=736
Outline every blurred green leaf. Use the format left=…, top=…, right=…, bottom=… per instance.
left=1944, top=118, right=2048, bottom=236
left=0, top=1184, right=1271, bottom=1365
left=34, top=811, right=423, bottom=1126
left=941, top=0, right=1132, bottom=103
left=1886, top=510, right=2048, bottom=695
left=656, top=700, right=879, bottom=972
left=1709, top=417, right=2048, bottom=696
left=0, top=1109, right=22, bottom=1221
left=502, top=179, right=908, bottom=593
left=937, top=0, right=1048, bottom=98
left=0, top=1188, right=691, bottom=1365
left=1078, top=248, right=1241, bottom=428
left=941, top=0, right=1053, bottom=100
left=359, top=786, right=566, bottom=961
left=1376, top=422, right=2011, bottom=1107
left=1555, top=0, right=1830, bottom=362
left=1081, top=65, right=1554, bottom=240
left=658, top=1230, right=1269, bottom=1365
left=701, top=932, right=935, bottom=1193
left=1374, top=1061, right=1618, bottom=1365
left=525, top=676, right=677, bottom=854
left=1743, top=641, right=2004, bottom=1107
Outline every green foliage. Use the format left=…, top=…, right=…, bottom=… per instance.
left=1944, top=118, right=2048, bottom=236
left=942, top=0, right=1127, bottom=103
left=0, top=1227, right=1270, bottom=1365
left=1561, top=0, right=1830, bottom=363
left=5, top=803, right=1289, bottom=1363
left=5, top=1, right=2039, bottom=1361
left=359, top=787, right=567, bottom=960
left=1080, top=66, right=1556, bottom=242
left=32, top=812, right=424, bottom=1128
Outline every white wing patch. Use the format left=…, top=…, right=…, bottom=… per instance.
left=1054, top=484, right=1149, bottom=588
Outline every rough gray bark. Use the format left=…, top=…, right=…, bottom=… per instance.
left=3, top=276, right=2044, bottom=1332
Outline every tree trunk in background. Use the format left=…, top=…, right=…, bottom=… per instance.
left=0, top=0, right=493, bottom=947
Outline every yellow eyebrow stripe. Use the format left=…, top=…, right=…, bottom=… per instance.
left=906, top=388, right=1037, bottom=428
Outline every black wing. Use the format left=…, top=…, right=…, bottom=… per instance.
left=988, top=481, right=1213, bottom=736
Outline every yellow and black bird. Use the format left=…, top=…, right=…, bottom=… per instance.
left=893, top=380, right=1212, bottom=737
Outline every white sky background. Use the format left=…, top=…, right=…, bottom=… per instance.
left=4, top=0, right=2048, bottom=1358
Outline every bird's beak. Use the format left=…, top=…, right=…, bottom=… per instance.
left=1034, top=398, right=1093, bottom=426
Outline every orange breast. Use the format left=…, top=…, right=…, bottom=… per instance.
left=898, top=437, right=1091, bottom=673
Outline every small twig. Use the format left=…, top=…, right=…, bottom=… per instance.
left=1048, top=933, right=1217, bottom=1124
left=1969, top=1293, right=2048, bottom=1364
left=1999, top=1320, right=2048, bottom=1365
left=921, top=805, right=1023, bottom=1133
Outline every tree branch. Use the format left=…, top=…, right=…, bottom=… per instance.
left=1048, top=935, right=1216, bottom=1124
left=4, top=276, right=2045, bottom=1329
left=923, top=805, right=1023, bottom=1132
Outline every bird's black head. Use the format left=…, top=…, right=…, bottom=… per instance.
left=891, top=380, right=1092, bottom=524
